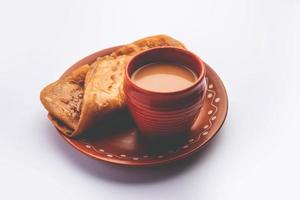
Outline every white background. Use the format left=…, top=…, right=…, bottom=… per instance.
left=0, top=0, right=299, bottom=199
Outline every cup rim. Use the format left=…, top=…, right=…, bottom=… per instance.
left=125, top=46, right=206, bottom=95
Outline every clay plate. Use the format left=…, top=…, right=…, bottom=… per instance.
left=58, top=46, right=228, bottom=166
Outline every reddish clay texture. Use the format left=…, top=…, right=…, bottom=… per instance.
left=56, top=46, right=228, bottom=166
left=124, top=47, right=207, bottom=138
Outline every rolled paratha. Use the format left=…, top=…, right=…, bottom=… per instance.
left=40, top=35, right=185, bottom=137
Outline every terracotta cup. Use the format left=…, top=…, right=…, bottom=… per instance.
left=124, top=47, right=207, bottom=138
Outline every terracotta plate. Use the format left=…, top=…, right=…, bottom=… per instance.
left=58, top=46, right=228, bottom=166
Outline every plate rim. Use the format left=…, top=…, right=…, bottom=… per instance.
left=57, top=46, right=228, bottom=167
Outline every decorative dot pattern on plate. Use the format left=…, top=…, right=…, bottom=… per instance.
left=188, top=139, right=194, bottom=143
left=79, top=79, right=220, bottom=161
left=202, top=131, right=209, bottom=136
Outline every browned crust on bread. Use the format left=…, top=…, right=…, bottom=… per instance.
left=40, top=35, right=185, bottom=137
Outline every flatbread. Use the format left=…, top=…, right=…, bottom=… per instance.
left=40, top=35, right=185, bottom=137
